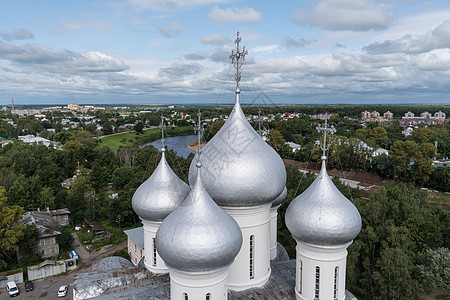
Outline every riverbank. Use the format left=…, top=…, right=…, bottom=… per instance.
left=97, top=126, right=194, bottom=150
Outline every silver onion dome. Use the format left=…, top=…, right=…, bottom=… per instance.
left=272, top=186, right=287, bottom=208
left=285, top=157, right=361, bottom=247
left=156, top=162, right=243, bottom=273
left=132, top=149, right=190, bottom=222
left=188, top=100, right=286, bottom=207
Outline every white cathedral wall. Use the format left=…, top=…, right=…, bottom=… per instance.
left=170, top=267, right=229, bottom=300
left=294, top=241, right=349, bottom=300
left=142, top=220, right=168, bottom=274
left=270, top=205, right=280, bottom=260
left=222, top=204, right=271, bottom=291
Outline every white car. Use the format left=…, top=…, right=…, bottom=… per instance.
left=58, top=285, right=68, bottom=297
left=6, top=281, right=20, bottom=297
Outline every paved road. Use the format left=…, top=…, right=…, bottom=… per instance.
left=0, top=234, right=126, bottom=300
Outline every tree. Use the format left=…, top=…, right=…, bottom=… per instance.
left=417, top=247, right=450, bottom=293
left=56, top=227, right=74, bottom=252
left=266, top=129, right=289, bottom=156
left=203, top=120, right=225, bottom=142
left=18, top=225, right=38, bottom=257
left=135, top=122, right=144, bottom=134
left=355, top=128, right=368, bottom=141
left=369, top=127, right=388, bottom=148
left=412, top=127, right=437, bottom=144
left=429, top=167, right=450, bottom=192
left=0, top=186, right=25, bottom=269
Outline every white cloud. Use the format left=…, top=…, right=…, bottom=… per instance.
left=365, top=20, right=450, bottom=54
left=413, top=49, right=450, bottom=71
left=208, top=6, right=262, bottom=23
left=0, top=41, right=129, bottom=73
left=124, top=0, right=229, bottom=12
left=201, top=33, right=231, bottom=45
left=0, top=29, right=34, bottom=41
left=154, top=22, right=184, bottom=38
left=57, top=20, right=112, bottom=33
left=251, top=45, right=278, bottom=54
left=292, top=0, right=394, bottom=31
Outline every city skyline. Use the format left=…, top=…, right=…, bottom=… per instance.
left=0, top=0, right=450, bottom=105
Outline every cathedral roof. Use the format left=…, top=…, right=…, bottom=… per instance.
left=156, top=162, right=242, bottom=273
left=188, top=99, right=286, bottom=207
left=285, top=157, right=361, bottom=247
left=132, top=149, right=190, bottom=222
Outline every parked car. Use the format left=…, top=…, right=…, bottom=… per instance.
left=25, top=280, right=34, bottom=292
left=6, top=281, right=20, bottom=297
left=58, top=285, right=68, bottom=297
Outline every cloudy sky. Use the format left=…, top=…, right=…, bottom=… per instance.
left=1, top=0, right=449, bottom=105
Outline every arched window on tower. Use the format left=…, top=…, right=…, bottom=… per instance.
left=183, top=292, right=188, bottom=300
left=249, top=235, right=255, bottom=279
left=314, top=266, right=320, bottom=300
left=206, top=292, right=211, bottom=300
left=334, top=266, right=339, bottom=300
left=153, top=238, right=157, bottom=266
left=298, top=260, right=303, bottom=294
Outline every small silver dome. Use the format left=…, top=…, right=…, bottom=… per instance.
left=188, top=100, right=286, bottom=207
left=156, top=164, right=242, bottom=273
left=285, top=158, right=361, bottom=247
left=132, top=149, right=190, bottom=222
left=272, top=186, right=287, bottom=207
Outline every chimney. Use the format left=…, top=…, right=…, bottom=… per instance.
left=11, top=99, right=14, bottom=110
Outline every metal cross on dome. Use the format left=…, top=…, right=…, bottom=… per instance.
left=316, top=113, right=336, bottom=157
left=230, top=31, right=248, bottom=91
left=160, top=114, right=166, bottom=148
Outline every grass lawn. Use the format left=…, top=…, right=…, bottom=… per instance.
left=97, top=126, right=194, bottom=150
left=97, top=128, right=160, bottom=150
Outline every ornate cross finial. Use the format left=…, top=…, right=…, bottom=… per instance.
left=316, top=113, right=336, bottom=159
left=230, top=31, right=248, bottom=93
left=194, top=110, right=204, bottom=162
left=160, top=114, right=166, bottom=149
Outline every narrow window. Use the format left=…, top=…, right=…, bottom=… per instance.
left=314, top=266, right=320, bottom=300
left=334, top=267, right=339, bottom=300
left=206, top=293, right=211, bottom=300
left=298, top=260, right=303, bottom=294
left=153, top=238, right=157, bottom=266
left=183, top=292, right=188, bottom=300
left=249, top=235, right=255, bottom=279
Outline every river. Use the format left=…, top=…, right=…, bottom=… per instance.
left=141, top=135, right=197, bottom=158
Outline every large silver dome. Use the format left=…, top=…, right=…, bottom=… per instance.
left=132, top=149, right=190, bottom=222
left=285, top=157, right=361, bottom=247
left=272, top=186, right=287, bottom=207
left=188, top=100, right=286, bottom=207
left=156, top=163, right=242, bottom=273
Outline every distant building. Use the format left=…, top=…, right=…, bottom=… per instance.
left=21, top=208, right=70, bottom=258
left=18, top=135, right=53, bottom=147
left=404, top=111, right=415, bottom=118
left=370, top=111, right=380, bottom=118
left=383, top=111, right=393, bottom=120
left=420, top=111, right=432, bottom=118
left=285, top=141, right=301, bottom=153
left=435, top=111, right=446, bottom=119
left=124, top=227, right=144, bottom=266
left=67, top=104, right=80, bottom=110
left=361, top=110, right=371, bottom=120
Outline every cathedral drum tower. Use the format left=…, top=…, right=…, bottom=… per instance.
left=285, top=117, right=362, bottom=300
left=188, top=32, right=287, bottom=291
